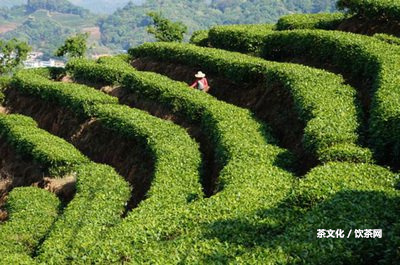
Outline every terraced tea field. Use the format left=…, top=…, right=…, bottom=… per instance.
left=0, top=0, right=399, bottom=263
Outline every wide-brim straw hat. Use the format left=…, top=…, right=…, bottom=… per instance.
left=195, top=71, right=206, bottom=78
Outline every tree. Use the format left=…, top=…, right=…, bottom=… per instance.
left=147, top=12, right=187, bottom=42
left=27, top=0, right=89, bottom=17
left=0, top=38, right=31, bottom=75
left=55, top=33, right=89, bottom=58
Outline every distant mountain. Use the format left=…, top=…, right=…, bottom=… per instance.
left=0, top=0, right=25, bottom=8
left=27, top=0, right=89, bottom=17
left=0, top=2, right=102, bottom=58
left=0, top=0, right=145, bottom=14
left=69, top=0, right=144, bottom=14
left=99, top=0, right=337, bottom=50
left=0, top=0, right=337, bottom=58
left=2, top=14, right=73, bottom=57
left=0, top=0, right=90, bottom=16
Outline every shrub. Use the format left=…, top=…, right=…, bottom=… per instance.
left=128, top=42, right=371, bottom=164
left=24, top=67, right=66, bottom=80
left=90, top=103, right=203, bottom=207
left=65, top=55, right=296, bottom=263
left=67, top=55, right=398, bottom=262
left=0, top=114, right=89, bottom=173
left=147, top=12, right=187, bottom=42
left=10, top=71, right=117, bottom=116
left=0, top=114, right=128, bottom=263
left=276, top=13, right=346, bottom=30
left=0, top=187, right=59, bottom=260
left=189, top=30, right=210, bottom=46
left=8, top=69, right=205, bottom=263
left=55, top=33, right=89, bottom=59
left=265, top=162, right=400, bottom=264
left=0, top=114, right=131, bottom=264
left=36, top=163, right=131, bottom=264
left=373, top=33, right=400, bottom=45
left=10, top=69, right=203, bottom=208
left=337, top=0, right=400, bottom=22
left=208, top=24, right=274, bottom=53
left=260, top=29, right=400, bottom=167
left=0, top=76, right=10, bottom=104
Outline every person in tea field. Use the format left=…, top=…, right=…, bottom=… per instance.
left=190, top=71, right=210, bottom=92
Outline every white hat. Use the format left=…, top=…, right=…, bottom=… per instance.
left=195, top=71, right=206, bottom=78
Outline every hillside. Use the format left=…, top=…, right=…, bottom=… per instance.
left=99, top=0, right=337, bottom=50
left=1, top=0, right=400, bottom=263
left=0, top=0, right=90, bottom=15
left=0, top=0, right=144, bottom=14
left=27, top=0, right=89, bottom=17
left=1, top=14, right=72, bottom=58
left=0, top=0, right=337, bottom=57
left=0, top=1, right=105, bottom=58
left=69, top=0, right=144, bottom=14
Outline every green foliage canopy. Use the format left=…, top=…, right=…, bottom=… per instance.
left=0, top=38, right=30, bottom=75
left=27, top=0, right=89, bottom=17
left=2, top=15, right=73, bottom=59
left=98, top=0, right=337, bottom=50
left=147, top=12, right=187, bottom=42
left=55, top=33, right=89, bottom=58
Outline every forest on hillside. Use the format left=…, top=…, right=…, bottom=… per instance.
left=99, top=0, right=337, bottom=49
left=0, top=0, right=337, bottom=56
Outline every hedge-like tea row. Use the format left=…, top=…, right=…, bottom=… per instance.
left=0, top=114, right=130, bottom=264
left=0, top=114, right=89, bottom=173
left=0, top=76, right=10, bottom=104
left=260, top=29, right=400, bottom=167
left=205, top=14, right=345, bottom=53
left=128, top=42, right=371, bottom=164
left=24, top=54, right=399, bottom=263
left=11, top=70, right=118, bottom=116
left=65, top=55, right=296, bottom=263
left=23, top=67, right=398, bottom=261
left=0, top=115, right=130, bottom=261
left=0, top=103, right=130, bottom=262
left=67, top=56, right=296, bottom=187
left=166, top=162, right=398, bottom=264
left=189, top=29, right=210, bottom=46
left=66, top=56, right=399, bottom=262
left=0, top=187, right=59, bottom=263
left=203, top=27, right=400, bottom=165
left=66, top=55, right=397, bottom=263
left=8, top=70, right=204, bottom=263
left=89, top=103, right=203, bottom=206
left=258, top=162, right=400, bottom=264
left=373, top=33, right=400, bottom=45
left=207, top=24, right=274, bottom=53
left=36, top=163, right=131, bottom=263
left=7, top=71, right=204, bottom=263
left=100, top=162, right=399, bottom=262
left=337, top=0, right=400, bottom=22
left=10, top=70, right=203, bottom=208
left=3, top=116, right=397, bottom=262
left=276, top=13, right=346, bottom=30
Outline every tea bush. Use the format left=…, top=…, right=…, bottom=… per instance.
left=129, top=42, right=371, bottom=164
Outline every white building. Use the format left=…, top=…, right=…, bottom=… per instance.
left=23, top=58, right=65, bottom=68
